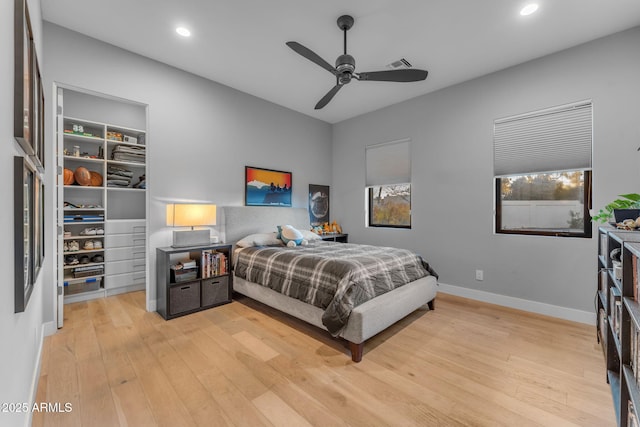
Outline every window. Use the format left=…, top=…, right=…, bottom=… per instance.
left=369, top=184, right=411, bottom=228
left=494, top=101, right=592, bottom=237
left=496, top=171, right=591, bottom=237
left=366, top=139, right=411, bottom=228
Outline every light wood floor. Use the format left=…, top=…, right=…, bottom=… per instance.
left=34, top=291, right=614, bottom=427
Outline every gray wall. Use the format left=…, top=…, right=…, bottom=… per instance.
left=332, top=26, right=640, bottom=319
left=43, top=23, right=332, bottom=313
left=0, top=1, right=45, bottom=426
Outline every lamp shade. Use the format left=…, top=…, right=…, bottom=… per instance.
left=166, top=204, right=217, bottom=227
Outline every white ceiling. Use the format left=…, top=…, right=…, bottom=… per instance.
left=42, top=0, right=640, bottom=124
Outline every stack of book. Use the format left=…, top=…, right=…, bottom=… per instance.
left=598, top=308, right=607, bottom=344
left=611, top=289, right=622, bottom=341
left=201, top=250, right=227, bottom=278
left=171, top=260, right=198, bottom=283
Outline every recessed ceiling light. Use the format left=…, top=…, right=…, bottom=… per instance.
left=176, top=27, right=191, bottom=37
left=520, top=4, right=539, bottom=16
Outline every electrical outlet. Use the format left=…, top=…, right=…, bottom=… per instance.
left=475, top=270, right=484, bottom=281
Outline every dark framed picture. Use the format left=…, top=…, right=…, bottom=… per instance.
left=309, top=184, right=329, bottom=226
left=245, top=166, right=292, bottom=207
left=31, top=50, right=45, bottom=170
left=33, top=172, right=44, bottom=281
left=14, top=0, right=35, bottom=156
left=14, top=156, right=35, bottom=313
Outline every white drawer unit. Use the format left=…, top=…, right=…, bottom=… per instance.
left=104, top=219, right=147, bottom=292
left=105, top=233, right=146, bottom=248
left=105, top=219, right=146, bottom=235
left=105, top=271, right=146, bottom=290
left=106, top=246, right=146, bottom=262
left=105, top=258, right=146, bottom=275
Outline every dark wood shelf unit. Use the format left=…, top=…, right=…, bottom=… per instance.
left=156, top=244, right=232, bottom=320
left=599, top=227, right=640, bottom=426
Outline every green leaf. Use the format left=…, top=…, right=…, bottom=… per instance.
left=621, top=193, right=640, bottom=202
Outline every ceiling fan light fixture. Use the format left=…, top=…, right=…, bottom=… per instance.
left=287, top=14, right=428, bottom=109
left=520, top=4, right=539, bottom=16
left=176, top=27, right=191, bottom=37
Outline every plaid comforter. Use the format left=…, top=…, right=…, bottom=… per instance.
left=234, top=241, right=437, bottom=335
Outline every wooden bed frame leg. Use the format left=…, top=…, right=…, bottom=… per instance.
left=348, top=341, right=364, bottom=363
left=427, top=299, right=435, bottom=310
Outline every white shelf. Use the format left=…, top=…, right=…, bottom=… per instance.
left=106, top=139, right=144, bottom=147
left=59, top=103, right=147, bottom=306
left=106, top=187, right=146, bottom=192
left=63, top=221, right=104, bottom=226
left=63, top=185, right=104, bottom=190
left=63, top=235, right=104, bottom=241
left=107, top=159, right=145, bottom=168
left=64, top=155, right=104, bottom=163
left=62, top=133, right=104, bottom=143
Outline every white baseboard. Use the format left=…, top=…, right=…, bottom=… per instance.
left=25, top=323, right=46, bottom=427
left=437, top=282, right=595, bottom=325
left=43, top=320, right=57, bottom=337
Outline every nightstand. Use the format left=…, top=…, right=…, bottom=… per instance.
left=156, top=243, right=232, bottom=320
left=320, top=233, right=348, bottom=243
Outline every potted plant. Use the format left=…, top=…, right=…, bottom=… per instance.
left=592, top=193, right=640, bottom=223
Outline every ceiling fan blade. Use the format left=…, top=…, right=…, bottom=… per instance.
left=357, top=69, right=428, bottom=82
left=315, top=85, right=342, bottom=110
left=286, top=41, right=337, bottom=75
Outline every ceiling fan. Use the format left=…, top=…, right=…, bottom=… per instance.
left=286, top=14, right=428, bottom=110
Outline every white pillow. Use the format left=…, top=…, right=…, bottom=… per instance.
left=236, top=232, right=283, bottom=247
left=299, top=229, right=322, bottom=240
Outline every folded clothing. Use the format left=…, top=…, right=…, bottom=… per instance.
left=106, top=165, right=134, bottom=187
left=112, top=145, right=145, bottom=163
left=107, top=179, right=131, bottom=187
left=107, top=165, right=134, bottom=178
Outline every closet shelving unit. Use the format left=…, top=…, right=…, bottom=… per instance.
left=59, top=115, right=147, bottom=303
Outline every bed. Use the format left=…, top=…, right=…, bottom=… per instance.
left=220, top=206, right=438, bottom=362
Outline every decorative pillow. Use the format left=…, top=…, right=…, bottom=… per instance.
left=236, top=232, right=282, bottom=247
left=279, top=225, right=303, bottom=246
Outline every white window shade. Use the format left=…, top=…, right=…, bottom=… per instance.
left=366, top=139, right=411, bottom=186
left=494, top=101, right=592, bottom=176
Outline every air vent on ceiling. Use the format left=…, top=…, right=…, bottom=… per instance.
left=386, top=58, right=412, bottom=69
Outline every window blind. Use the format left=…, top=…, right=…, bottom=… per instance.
left=493, top=100, right=592, bottom=176
left=365, top=138, right=411, bottom=186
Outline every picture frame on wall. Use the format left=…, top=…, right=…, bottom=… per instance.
left=33, top=172, right=44, bottom=281
left=31, top=50, right=45, bottom=170
left=245, top=166, right=292, bottom=207
left=309, top=184, right=330, bottom=226
left=14, top=0, right=35, bottom=156
left=14, top=156, right=35, bottom=313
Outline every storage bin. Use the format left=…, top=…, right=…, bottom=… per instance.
left=64, top=278, right=101, bottom=295
left=169, top=281, right=200, bottom=315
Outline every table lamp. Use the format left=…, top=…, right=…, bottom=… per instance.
left=167, top=203, right=216, bottom=247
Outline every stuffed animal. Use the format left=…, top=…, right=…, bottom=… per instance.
left=280, top=225, right=303, bottom=246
